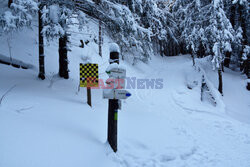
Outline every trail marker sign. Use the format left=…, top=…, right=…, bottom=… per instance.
left=106, top=68, right=126, bottom=79
left=80, top=63, right=99, bottom=87
left=103, top=89, right=131, bottom=99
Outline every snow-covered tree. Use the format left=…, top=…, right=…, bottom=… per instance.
left=102, top=0, right=153, bottom=63
left=41, top=3, right=71, bottom=79
left=41, top=3, right=73, bottom=40
left=207, top=0, right=235, bottom=94
left=173, top=0, right=207, bottom=58
left=40, top=0, right=87, bottom=79
left=0, top=0, right=38, bottom=32
left=172, top=0, right=236, bottom=94
left=154, top=0, right=178, bottom=57
left=75, top=0, right=178, bottom=63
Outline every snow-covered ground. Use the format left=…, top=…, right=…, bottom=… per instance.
left=0, top=22, right=250, bottom=167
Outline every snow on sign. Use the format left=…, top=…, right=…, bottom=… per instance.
left=103, top=89, right=131, bottom=100
left=80, top=63, right=99, bottom=87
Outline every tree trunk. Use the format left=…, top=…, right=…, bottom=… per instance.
left=173, top=44, right=176, bottom=56
left=246, top=56, right=250, bottom=91
left=230, top=4, right=235, bottom=27
left=159, top=40, right=163, bottom=57
left=165, top=43, right=169, bottom=56
left=191, top=54, right=195, bottom=66
left=8, top=0, right=13, bottom=8
left=180, top=43, right=184, bottom=54
left=218, top=67, right=223, bottom=95
left=247, top=82, right=250, bottom=91
left=224, top=51, right=231, bottom=68
left=38, top=3, right=45, bottom=80
left=59, top=34, right=69, bottom=79
left=191, top=47, right=195, bottom=66
left=99, top=20, right=102, bottom=57
left=198, top=43, right=205, bottom=58
left=169, top=42, right=172, bottom=56
left=247, top=77, right=250, bottom=91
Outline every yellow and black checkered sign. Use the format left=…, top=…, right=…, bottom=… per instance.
left=80, top=63, right=99, bottom=87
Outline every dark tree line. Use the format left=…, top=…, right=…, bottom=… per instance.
left=171, top=0, right=249, bottom=92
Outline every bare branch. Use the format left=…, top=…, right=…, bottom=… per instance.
left=0, top=85, right=16, bottom=106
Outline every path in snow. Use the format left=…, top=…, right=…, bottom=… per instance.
left=115, top=55, right=250, bottom=167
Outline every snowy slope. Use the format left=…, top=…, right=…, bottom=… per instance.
left=0, top=21, right=250, bottom=167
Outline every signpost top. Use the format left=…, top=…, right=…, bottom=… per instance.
left=109, top=43, right=120, bottom=53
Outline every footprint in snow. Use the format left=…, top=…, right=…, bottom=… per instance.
left=180, top=147, right=198, bottom=160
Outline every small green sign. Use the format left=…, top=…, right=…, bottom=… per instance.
left=114, top=113, right=118, bottom=121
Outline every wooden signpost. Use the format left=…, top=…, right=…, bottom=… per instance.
left=104, top=44, right=131, bottom=152
left=80, top=63, right=99, bottom=107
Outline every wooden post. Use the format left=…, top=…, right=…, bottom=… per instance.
left=218, top=66, right=223, bottom=95
left=79, top=42, right=92, bottom=107
left=201, top=75, right=206, bottom=101
left=87, top=87, right=92, bottom=107
left=108, top=51, right=119, bottom=152
left=99, top=20, right=102, bottom=57
left=108, top=99, right=118, bottom=152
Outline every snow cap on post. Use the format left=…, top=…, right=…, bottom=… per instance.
left=109, top=43, right=120, bottom=53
